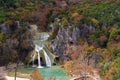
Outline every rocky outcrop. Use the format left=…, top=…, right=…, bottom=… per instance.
left=51, top=19, right=96, bottom=60
left=0, top=23, right=34, bottom=66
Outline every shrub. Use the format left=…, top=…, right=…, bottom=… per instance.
left=0, top=33, right=6, bottom=46
left=109, top=28, right=120, bottom=40
left=30, top=68, right=44, bottom=80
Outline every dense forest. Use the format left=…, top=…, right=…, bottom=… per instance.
left=0, top=0, right=120, bottom=80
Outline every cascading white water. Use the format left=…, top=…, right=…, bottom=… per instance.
left=35, top=45, right=42, bottom=68
left=42, top=49, right=51, bottom=67
left=32, top=32, right=52, bottom=68
left=32, top=44, right=52, bottom=68
left=37, top=50, right=43, bottom=68
left=32, top=51, right=36, bottom=67
left=30, top=25, right=54, bottom=68
left=32, top=45, right=41, bottom=68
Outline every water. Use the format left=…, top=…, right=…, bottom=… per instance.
left=19, top=27, right=71, bottom=79
left=18, top=66, right=71, bottom=80
left=37, top=49, right=43, bottom=68
left=32, top=32, right=53, bottom=68
left=33, top=44, right=51, bottom=68
left=40, top=66, right=71, bottom=80
left=32, top=45, right=43, bottom=68
left=42, top=49, right=51, bottom=67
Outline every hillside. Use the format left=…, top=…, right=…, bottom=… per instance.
left=0, top=0, right=120, bottom=80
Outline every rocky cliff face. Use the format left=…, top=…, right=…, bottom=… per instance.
left=51, top=19, right=96, bottom=60
left=0, top=22, right=34, bottom=66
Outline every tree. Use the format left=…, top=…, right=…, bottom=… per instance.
left=30, top=67, right=44, bottom=80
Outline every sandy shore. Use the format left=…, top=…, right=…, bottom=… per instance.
left=5, top=76, right=29, bottom=80
left=0, top=66, right=29, bottom=80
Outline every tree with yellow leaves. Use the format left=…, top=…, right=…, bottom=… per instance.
left=30, top=67, right=44, bottom=80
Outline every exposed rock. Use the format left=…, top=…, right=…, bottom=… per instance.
left=51, top=22, right=96, bottom=60
left=0, top=24, right=10, bottom=34
left=0, top=23, right=34, bottom=66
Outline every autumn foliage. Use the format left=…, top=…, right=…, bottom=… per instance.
left=30, top=68, right=44, bottom=80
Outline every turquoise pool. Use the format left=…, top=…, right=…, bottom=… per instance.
left=18, top=66, right=71, bottom=80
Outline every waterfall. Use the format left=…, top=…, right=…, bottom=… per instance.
left=30, top=25, right=54, bottom=68
left=42, top=49, right=51, bottom=67
left=32, top=51, right=36, bottom=67
left=38, top=51, right=43, bottom=68
left=32, top=44, right=52, bottom=68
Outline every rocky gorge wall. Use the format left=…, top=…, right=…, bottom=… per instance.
left=50, top=18, right=97, bottom=61
left=0, top=22, right=34, bottom=66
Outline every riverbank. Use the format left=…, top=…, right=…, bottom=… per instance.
left=0, top=65, right=29, bottom=80
left=5, top=76, right=29, bottom=80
